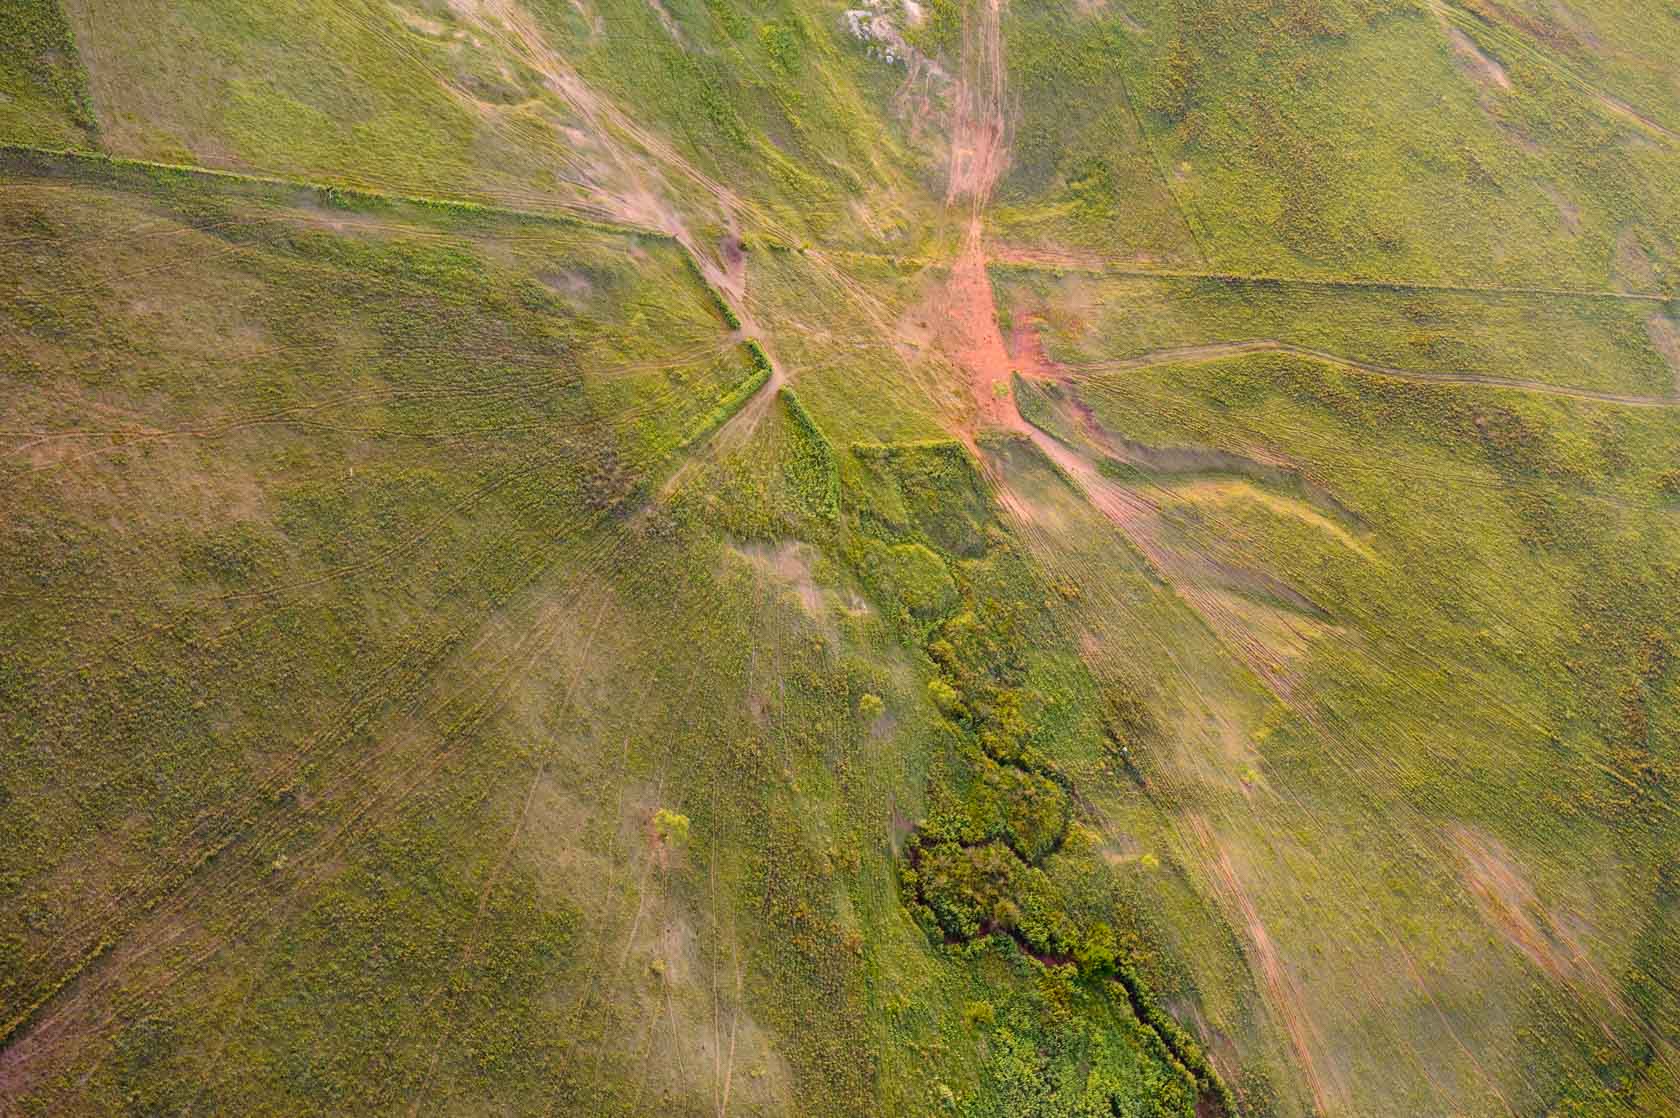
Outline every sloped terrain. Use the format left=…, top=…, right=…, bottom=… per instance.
left=1, top=1, right=1677, bottom=1116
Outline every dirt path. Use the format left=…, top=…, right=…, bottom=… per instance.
left=1187, top=815, right=1339, bottom=1117
left=1648, top=314, right=1680, bottom=397
left=1062, top=338, right=1680, bottom=408
left=945, top=220, right=1024, bottom=433
left=945, top=0, right=1009, bottom=214
left=934, top=0, right=1020, bottom=436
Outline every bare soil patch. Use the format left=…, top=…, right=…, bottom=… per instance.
left=945, top=223, right=1027, bottom=433
left=1647, top=314, right=1680, bottom=396
left=1444, top=26, right=1511, bottom=92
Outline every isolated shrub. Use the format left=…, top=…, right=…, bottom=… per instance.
left=1076, top=922, right=1119, bottom=976
left=652, top=809, right=690, bottom=847
left=927, top=677, right=965, bottom=719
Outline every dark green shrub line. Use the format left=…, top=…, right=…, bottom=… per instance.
left=677, top=346, right=772, bottom=449
left=743, top=337, right=774, bottom=379
left=0, top=143, right=672, bottom=242
left=682, top=251, right=742, bottom=329
left=844, top=440, right=1235, bottom=1116
left=779, top=387, right=840, bottom=523
left=897, top=651, right=1230, bottom=1113
left=0, top=1, right=96, bottom=138
left=850, top=438, right=970, bottom=461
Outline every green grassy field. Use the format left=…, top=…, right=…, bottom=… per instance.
left=2, top=1, right=1677, bottom=1115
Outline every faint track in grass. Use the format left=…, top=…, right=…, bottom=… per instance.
left=986, top=247, right=1677, bottom=304
left=1057, top=337, right=1680, bottom=408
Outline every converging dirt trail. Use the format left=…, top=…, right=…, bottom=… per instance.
left=935, top=0, right=1021, bottom=436
left=924, top=12, right=1356, bottom=1108
left=945, top=0, right=1009, bottom=213
left=468, top=0, right=790, bottom=482
left=925, top=3, right=1332, bottom=697
left=946, top=221, right=1026, bottom=433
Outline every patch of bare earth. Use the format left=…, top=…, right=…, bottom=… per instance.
left=1646, top=314, right=1680, bottom=396
left=1444, top=24, right=1511, bottom=92
left=1449, top=825, right=1626, bottom=1034
left=644, top=0, right=684, bottom=43
left=1540, top=182, right=1582, bottom=234
left=990, top=242, right=1130, bottom=270
left=728, top=541, right=826, bottom=618
left=944, top=0, right=1009, bottom=212
left=927, top=0, right=1018, bottom=438
left=945, top=225, right=1025, bottom=433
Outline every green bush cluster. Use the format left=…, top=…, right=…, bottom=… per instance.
left=857, top=540, right=957, bottom=621
left=840, top=441, right=1230, bottom=1115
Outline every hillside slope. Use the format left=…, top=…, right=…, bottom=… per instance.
left=2, top=2, right=1677, bottom=1116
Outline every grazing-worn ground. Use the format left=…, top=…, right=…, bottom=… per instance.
left=3, top=1, right=1678, bottom=1116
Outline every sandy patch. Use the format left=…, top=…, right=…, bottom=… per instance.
left=1645, top=314, right=1680, bottom=396
left=1445, top=26, right=1510, bottom=91
left=1449, top=824, right=1625, bottom=1033
left=730, top=541, right=830, bottom=619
